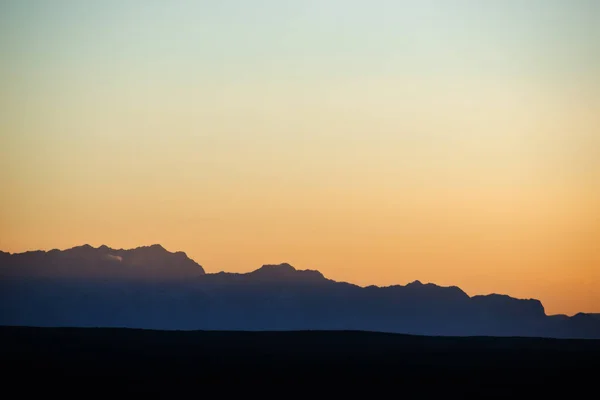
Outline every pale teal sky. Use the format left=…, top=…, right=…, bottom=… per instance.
left=2, top=0, right=598, bottom=190
left=2, top=0, right=599, bottom=82
left=1, top=0, right=598, bottom=201
left=1, top=1, right=599, bottom=314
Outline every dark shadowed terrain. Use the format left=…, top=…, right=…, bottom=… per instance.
left=2, top=244, right=599, bottom=395
left=1, top=326, right=598, bottom=396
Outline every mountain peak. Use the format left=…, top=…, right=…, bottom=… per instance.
left=252, top=263, right=296, bottom=276
left=472, top=294, right=546, bottom=318
left=120, top=244, right=205, bottom=275
left=249, top=263, right=325, bottom=282
left=69, top=244, right=94, bottom=251
left=135, top=244, right=167, bottom=252
left=0, top=244, right=205, bottom=278
left=258, top=262, right=295, bottom=271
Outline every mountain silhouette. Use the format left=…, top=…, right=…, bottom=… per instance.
left=1, top=244, right=598, bottom=339
left=0, top=244, right=204, bottom=280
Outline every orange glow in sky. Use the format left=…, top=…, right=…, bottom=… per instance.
left=1, top=1, right=598, bottom=315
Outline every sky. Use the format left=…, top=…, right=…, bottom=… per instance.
left=1, top=0, right=598, bottom=315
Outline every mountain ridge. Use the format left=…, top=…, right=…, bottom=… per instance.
left=1, top=244, right=598, bottom=339
left=0, top=244, right=539, bottom=303
left=0, top=243, right=205, bottom=280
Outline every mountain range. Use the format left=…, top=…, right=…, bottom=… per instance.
left=1, top=244, right=598, bottom=338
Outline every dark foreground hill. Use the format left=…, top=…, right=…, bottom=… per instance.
left=1, top=326, right=598, bottom=396
left=2, top=244, right=599, bottom=338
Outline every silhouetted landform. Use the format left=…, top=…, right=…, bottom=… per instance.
left=1, top=326, right=598, bottom=395
left=1, top=244, right=599, bottom=339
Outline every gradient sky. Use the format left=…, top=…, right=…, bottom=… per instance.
left=1, top=0, right=599, bottom=315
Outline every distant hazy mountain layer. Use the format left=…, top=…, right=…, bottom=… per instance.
left=1, top=245, right=598, bottom=338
